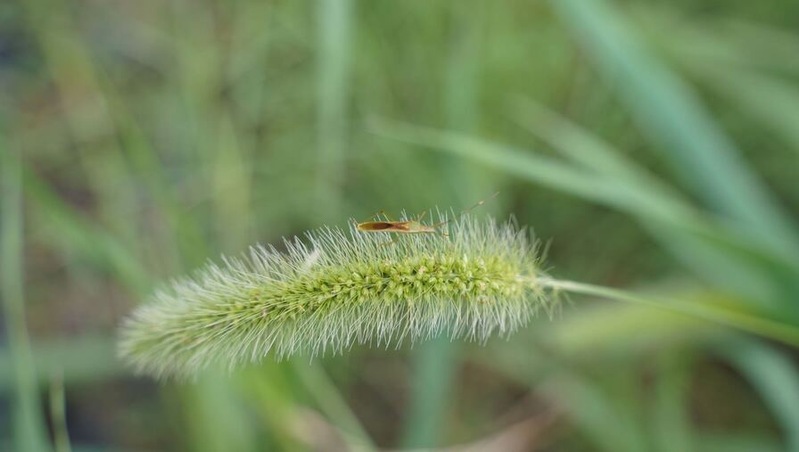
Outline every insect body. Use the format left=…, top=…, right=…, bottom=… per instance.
left=355, top=192, right=498, bottom=238
left=356, top=212, right=447, bottom=236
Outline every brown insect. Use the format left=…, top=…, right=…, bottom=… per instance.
left=355, top=192, right=498, bottom=238
left=356, top=211, right=448, bottom=236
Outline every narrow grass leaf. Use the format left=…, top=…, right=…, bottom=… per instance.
left=544, top=374, right=647, bottom=452
left=694, top=434, right=783, bottom=452
left=294, top=362, right=377, bottom=451
left=546, top=280, right=799, bottom=347
left=1, top=148, right=50, bottom=452
left=49, top=373, right=72, bottom=452
left=369, top=119, right=634, bottom=212
left=509, top=99, right=799, bottom=311
left=721, top=339, right=799, bottom=452
left=316, top=0, right=354, bottom=218
left=652, top=352, right=693, bottom=452
left=510, top=97, right=694, bottom=221
left=181, top=375, right=259, bottom=452
left=549, top=0, right=799, bottom=262
left=402, top=336, right=458, bottom=448
left=689, top=66, right=799, bottom=156
left=240, top=364, right=306, bottom=450
left=0, top=335, right=119, bottom=390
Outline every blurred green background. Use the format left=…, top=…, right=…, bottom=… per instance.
left=2, top=0, right=799, bottom=450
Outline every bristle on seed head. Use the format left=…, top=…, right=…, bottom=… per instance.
left=118, top=215, right=556, bottom=379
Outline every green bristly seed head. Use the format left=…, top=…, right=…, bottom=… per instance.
left=118, top=215, right=556, bottom=379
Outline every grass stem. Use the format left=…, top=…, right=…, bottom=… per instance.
left=541, top=278, right=799, bottom=347
left=1, top=145, right=50, bottom=451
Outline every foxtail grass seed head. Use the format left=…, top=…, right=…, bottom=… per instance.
left=119, top=214, right=556, bottom=379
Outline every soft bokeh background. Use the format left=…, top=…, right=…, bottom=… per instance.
left=2, top=0, right=799, bottom=450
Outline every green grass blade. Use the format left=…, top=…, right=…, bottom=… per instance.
left=1, top=148, right=50, bottom=451
left=544, top=301, right=715, bottom=357
left=294, top=361, right=376, bottom=451
left=181, top=374, right=259, bottom=452
left=240, top=364, right=306, bottom=451
left=720, top=20, right=799, bottom=74
left=690, top=67, right=799, bottom=156
left=444, top=3, right=483, bottom=132
left=544, top=374, right=647, bottom=452
left=370, top=119, right=627, bottom=209
left=480, top=341, right=647, bottom=452
left=316, top=0, right=353, bottom=219
left=652, top=352, right=693, bottom=452
left=544, top=279, right=799, bottom=347
left=510, top=99, right=799, bottom=312
left=371, top=118, right=729, bottom=233
left=370, top=118, right=799, bottom=276
left=721, top=339, right=799, bottom=451
left=49, top=373, right=72, bottom=452
left=694, top=434, right=783, bottom=452
left=510, top=98, right=690, bottom=209
left=0, top=335, right=120, bottom=391
left=644, top=221, right=799, bottom=316
left=660, top=16, right=799, bottom=76
left=401, top=336, right=459, bottom=448
left=548, top=0, right=799, bottom=261
left=509, top=98, right=701, bottom=226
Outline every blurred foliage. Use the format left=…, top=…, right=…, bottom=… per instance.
left=1, top=0, right=798, bottom=450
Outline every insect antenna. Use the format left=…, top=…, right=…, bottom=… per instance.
left=431, top=191, right=500, bottom=229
